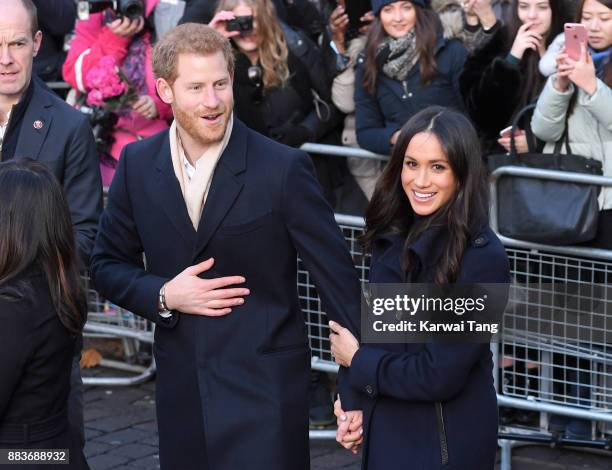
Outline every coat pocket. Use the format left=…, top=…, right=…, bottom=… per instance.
left=217, top=211, right=273, bottom=235
left=435, top=402, right=449, bottom=466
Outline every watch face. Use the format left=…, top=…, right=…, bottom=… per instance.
left=159, top=309, right=173, bottom=319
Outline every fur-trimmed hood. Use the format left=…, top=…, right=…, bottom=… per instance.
left=431, top=0, right=467, bottom=41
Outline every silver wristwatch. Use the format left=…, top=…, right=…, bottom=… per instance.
left=158, top=283, right=173, bottom=319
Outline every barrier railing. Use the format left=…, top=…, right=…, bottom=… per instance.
left=490, top=167, right=612, bottom=469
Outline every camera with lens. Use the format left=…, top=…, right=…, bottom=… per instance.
left=77, top=0, right=145, bottom=21
left=226, top=15, right=254, bottom=33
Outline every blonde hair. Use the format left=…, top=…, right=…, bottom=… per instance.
left=216, top=0, right=290, bottom=90
left=152, top=23, right=235, bottom=84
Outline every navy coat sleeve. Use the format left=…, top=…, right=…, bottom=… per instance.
left=0, top=295, right=33, bottom=419
left=281, top=150, right=363, bottom=410
left=354, top=60, right=400, bottom=156
left=349, top=241, right=509, bottom=403
left=64, top=113, right=104, bottom=266
left=349, top=342, right=491, bottom=402
left=90, top=148, right=177, bottom=328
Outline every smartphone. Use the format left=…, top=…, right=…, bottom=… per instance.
left=564, top=23, right=587, bottom=61
left=226, top=15, right=253, bottom=33
left=346, top=0, right=371, bottom=31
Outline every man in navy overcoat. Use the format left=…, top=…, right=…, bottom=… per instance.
left=90, top=24, right=362, bottom=470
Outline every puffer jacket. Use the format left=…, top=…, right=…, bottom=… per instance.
left=531, top=75, right=612, bottom=210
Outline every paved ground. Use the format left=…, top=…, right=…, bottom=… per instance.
left=82, top=370, right=612, bottom=470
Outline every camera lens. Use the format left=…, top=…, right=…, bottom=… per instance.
left=119, top=0, right=144, bottom=20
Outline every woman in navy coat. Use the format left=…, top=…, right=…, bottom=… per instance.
left=354, top=0, right=467, bottom=156
left=0, top=160, right=89, bottom=469
left=329, top=106, right=510, bottom=469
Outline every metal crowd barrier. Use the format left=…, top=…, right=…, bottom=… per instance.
left=490, top=167, right=612, bottom=469
left=82, top=274, right=156, bottom=386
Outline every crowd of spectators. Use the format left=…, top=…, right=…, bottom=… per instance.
left=23, top=0, right=612, bottom=437
left=49, top=0, right=609, bottom=215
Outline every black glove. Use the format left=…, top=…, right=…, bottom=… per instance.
left=268, top=123, right=312, bottom=148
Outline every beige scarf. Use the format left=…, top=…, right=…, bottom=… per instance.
left=169, top=114, right=234, bottom=229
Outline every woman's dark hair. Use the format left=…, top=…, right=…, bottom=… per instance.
left=576, top=0, right=612, bottom=86
left=0, top=159, right=86, bottom=334
left=363, top=106, right=488, bottom=284
left=505, top=0, right=571, bottom=116
left=362, top=2, right=441, bottom=94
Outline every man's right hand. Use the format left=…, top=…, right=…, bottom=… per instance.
left=163, top=258, right=249, bottom=316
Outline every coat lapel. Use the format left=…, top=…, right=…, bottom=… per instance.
left=154, top=131, right=197, bottom=247
left=192, top=119, right=247, bottom=260
left=15, top=84, right=53, bottom=161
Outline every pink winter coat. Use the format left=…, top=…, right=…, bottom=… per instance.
left=63, top=0, right=172, bottom=186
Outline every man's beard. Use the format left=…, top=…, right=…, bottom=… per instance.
left=173, top=104, right=230, bottom=147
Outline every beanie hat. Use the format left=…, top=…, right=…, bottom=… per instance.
left=371, top=0, right=430, bottom=16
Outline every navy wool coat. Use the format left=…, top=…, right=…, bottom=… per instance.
left=349, top=226, right=510, bottom=469
left=90, top=119, right=362, bottom=470
left=354, top=36, right=467, bottom=156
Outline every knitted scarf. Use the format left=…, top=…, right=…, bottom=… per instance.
left=376, top=29, right=419, bottom=81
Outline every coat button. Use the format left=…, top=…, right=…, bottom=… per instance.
left=474, top=236, right=485, bottom=246
left=365, top=385, right=374, bottom=395
left=402, top=94, right=407, bottom=99
left=408, top=92, right=413, bottom=97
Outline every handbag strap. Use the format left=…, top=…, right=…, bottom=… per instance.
left=510, top=103, right=537, bottom=155
left=552, top=113, right=574, bottom=156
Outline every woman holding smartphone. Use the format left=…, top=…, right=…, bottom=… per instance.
left=532, top=0, right=611, bottom=249
left=353, top=0, right=468, bottom=156
left=460, top=0, right=571, bottom=154
left=329, top=106, right=510, bottom=469
left=0, top=160, right=88, bottom=469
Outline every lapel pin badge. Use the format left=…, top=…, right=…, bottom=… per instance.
left=33, top=120, right=43, bottom=130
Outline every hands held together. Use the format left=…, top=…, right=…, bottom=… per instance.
left=329, top=321, right=363, bottom=453
left=334, top=397, right=363, bottom=454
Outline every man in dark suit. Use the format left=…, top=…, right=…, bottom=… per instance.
left=0, top=0, right=102, bottom=262
left=0, top=0, right=103, bottom=446
left=91, top=23, right=362, bottom=470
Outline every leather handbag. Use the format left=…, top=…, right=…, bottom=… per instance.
left=487, top=104, right=602, bottom=245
